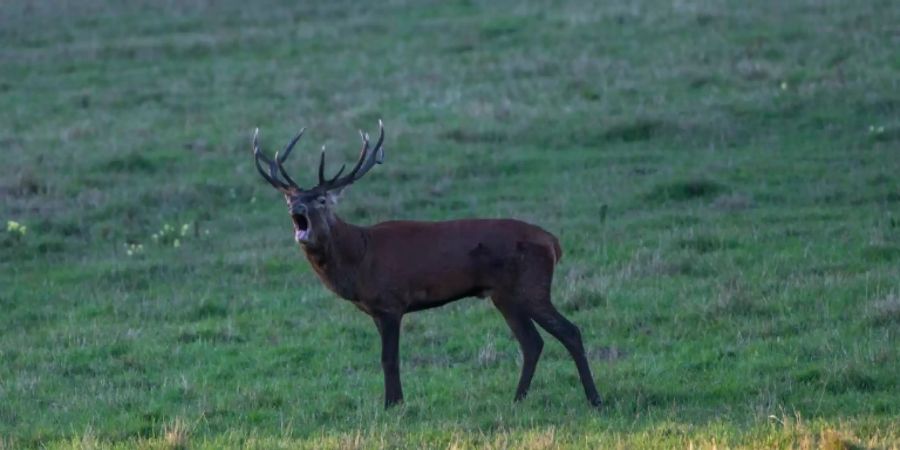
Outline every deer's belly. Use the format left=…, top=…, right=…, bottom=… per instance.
left=403, top=284, right=490, bottom=313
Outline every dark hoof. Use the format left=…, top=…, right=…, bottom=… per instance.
left=589, top=397, right=603, bottom=409
left=384, top=398, right=404, bottom=409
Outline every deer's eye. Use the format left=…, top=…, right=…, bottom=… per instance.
left=316, top=196, right=327, bottom=206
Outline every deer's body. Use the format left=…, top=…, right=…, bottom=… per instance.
left=253, top=121, right=602, bottom=408
left=306, top=217, right=560, bottom=314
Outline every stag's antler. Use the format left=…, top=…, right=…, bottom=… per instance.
left=253, top=127, right=307, bottom=193
left=274, top=128, right=306, bottom=190
left=253, top=128, right=292, bottom=194
left=253, top=120, right=384, bottom=194
left=316, top=119, right=385, bottom=192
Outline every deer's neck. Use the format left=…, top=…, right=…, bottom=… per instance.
left=302, top=216, right=367, bottom=301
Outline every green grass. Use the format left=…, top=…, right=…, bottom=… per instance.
left=2, top=0, right=899, bottom=448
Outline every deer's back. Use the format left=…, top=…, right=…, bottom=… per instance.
left=366, top=218, right=559, bottom=261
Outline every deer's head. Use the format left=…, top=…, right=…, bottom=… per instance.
left=252, top=121, right=384, bottom=248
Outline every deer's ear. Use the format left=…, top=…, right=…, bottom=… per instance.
left=326, top=188, right=344, bottom=205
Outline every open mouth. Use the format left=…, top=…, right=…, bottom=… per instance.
left=292, top=213, right=310, bottom=243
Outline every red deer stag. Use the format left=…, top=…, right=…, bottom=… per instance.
left=252, top=120, right=602, bottom=409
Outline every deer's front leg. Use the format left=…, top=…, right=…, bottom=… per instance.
left=374, top=313, right=403, bottom=408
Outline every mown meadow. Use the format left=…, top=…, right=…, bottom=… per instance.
left=1, top=0, right=898, bottom=448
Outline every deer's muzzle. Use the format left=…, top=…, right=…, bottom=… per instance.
left=292, top=213, right=310, bottom=243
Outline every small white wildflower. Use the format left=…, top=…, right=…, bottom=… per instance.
left=7, top=221, right=27, bottom=236
left=203, top=229, right=210, bottom=235
left=877, top=126, right=885, bottom=134
left=173, top=239, right=181, bottom=248
left=869, top=125, right=875, bottom=132
left=780, top=81, right=787, bottom=90
left=181, top=223, right=190, bottom=236
left=124, top=243, right=143, bottom=256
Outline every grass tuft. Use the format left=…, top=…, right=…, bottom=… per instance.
left=868, top=293, right=900, bottom=327
left=163, top=418, right=192, bottom=450
left=644, top=178, right=728, bottom=203
left=100, top=153, right=160, bottom=174
left=601, top=118, right=668, bottom=142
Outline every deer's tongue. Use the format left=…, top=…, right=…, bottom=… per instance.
left=295, top=228, right=308, bottom=242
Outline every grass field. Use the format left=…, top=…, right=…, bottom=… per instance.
left=2, top=0, right=899, bottom=448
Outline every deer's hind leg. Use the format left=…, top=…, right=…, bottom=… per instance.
left=527, top=303, right=602, bottom=407
left=491, top=295, right=544, bottom=401
left=514, top=241, right=603, bottom=408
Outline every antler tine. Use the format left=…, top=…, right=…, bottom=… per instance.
left=328, top=164, right=346, bottom=184
left=373, top=119, right=385, bottom=164
left=274, top=150, right=301, bottom=190
left=265, top=155, right=288, bottom=190
left=319, top=120, right=385, bottom=192
left=317, top=143, right=350, bottom=188
left=346, top=121, right=385, bottom=181
left=318, top=145, right=327, bottom=185
left=279, top=127, right=305, bottom=163
left=342, top=129, right=372, bottom=182
left=275, top=128, right=305, bottom=190
left=253, top=128, right=291, bottom=193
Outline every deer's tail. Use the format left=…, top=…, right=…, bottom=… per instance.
left=553, top=236, right=562, bottom=262
left=547, top=234, right=563, bottom=264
